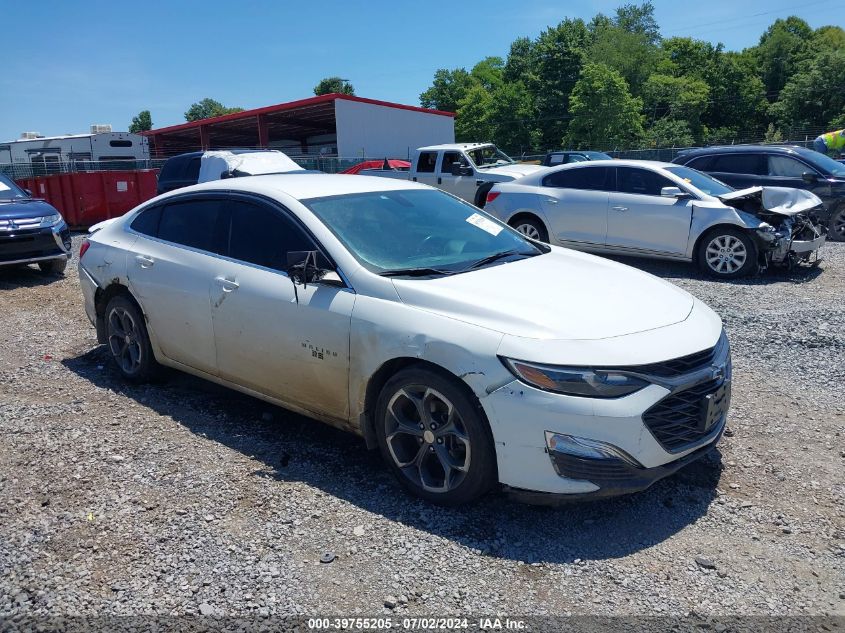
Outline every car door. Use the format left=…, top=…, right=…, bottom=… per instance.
left=766, top=154, right=824, bottom=196
left=413, top=151, right=440, bottom=189
left=706, top=153, right=767, bottom=189
left=437, top=151, right=478, bottom=203
left=538, top=165, right=612, bottom=246
left=126, top=196, right=226, bottom=374
left=605, top=166, right=693, bottom=256
left=209, top=196, right=355, bottom=420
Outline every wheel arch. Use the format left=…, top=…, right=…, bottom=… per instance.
left=360, top=357, right=495, bottom=457
left=507, top=211, right=550, bottom=239
left=93, top=282, right=146, bottom=344
left=691, top=221, right=758, bottom=265
left=474, top=182, right=496, bottom=208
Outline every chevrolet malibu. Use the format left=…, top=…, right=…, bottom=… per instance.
left=78, top=175, right=731, bottom=505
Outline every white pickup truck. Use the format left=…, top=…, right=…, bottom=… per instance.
left=359, top=143, right=544, bottom=207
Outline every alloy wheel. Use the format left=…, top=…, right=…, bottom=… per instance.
left=384, top=385, right=471, bottom=494
left=515, top=223, right=541, bottom=240
left=705, top=234, right=747, bottom=274
left=833, top=211, right=845, bottom=240
left=107, top=306, right=144, bottom=374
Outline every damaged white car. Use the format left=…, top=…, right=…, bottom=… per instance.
left=484, top=160, right=827, bottom=278
left=79, top=175, right=730, bottom=505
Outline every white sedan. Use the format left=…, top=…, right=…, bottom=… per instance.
left=484, top=160, right=826, bottom=278
left=79, top=175, right=729, bottom=505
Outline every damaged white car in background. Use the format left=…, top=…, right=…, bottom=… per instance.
left=484, top=160, right=827, bottom=278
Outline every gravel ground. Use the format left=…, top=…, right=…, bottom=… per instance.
left=0, top=236, right=843, bottom=619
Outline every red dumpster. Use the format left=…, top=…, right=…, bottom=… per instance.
left=16, top=170, right=158, bottom=229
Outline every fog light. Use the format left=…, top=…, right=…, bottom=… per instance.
left=544, top=431, right=638, bottom=465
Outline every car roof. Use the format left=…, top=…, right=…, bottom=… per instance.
left=417, top=143, right=494, bottom=152
left=162, top=173, right=429, bottom=201
left=163, top=148, right=269, bottom=161
left=550, top=159, right=673, bottom=169
left=677, top=144, right=810, bottom=157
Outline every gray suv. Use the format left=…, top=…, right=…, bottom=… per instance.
left=673, top=145, right=845, bottom=241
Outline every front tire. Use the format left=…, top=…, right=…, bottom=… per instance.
left=829, top=206, right=845, bottom=242
left=375, top=367, right=497, bottom=506
left=38, top=258, right=68, bottom=275
left=104, top=295, right=159, bottom=382
left=697, top=227, right=757, bottom=278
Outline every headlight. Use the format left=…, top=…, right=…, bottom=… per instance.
left=501, top=358, right=649, bottom=398
left=39, top=213, right=63, bottom=228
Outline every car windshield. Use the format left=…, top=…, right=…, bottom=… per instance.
left=583, top=151, right=612, bottom=160
left=802, top=150, right=845, bottom=176
left=303, top=189, right=543, bottom=275
left=467, top=146, right=515, bottom=168
left=664, top=165, right=734, bottom=197
left=0, top=174, right=30, bottom=202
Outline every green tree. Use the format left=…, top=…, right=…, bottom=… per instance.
left=455, top=84, right=494, bottom=142
left=313, top=76, right=355, bottom=96
left=702, top=51, right=767, bottom=134
left=420, top=68, right=474, bottom=112
left=184, top=98, right=244, bottom=122
left=128, top=110, right=152, bottom=133
left=642, top=73, right=709, bottom=138
left=645, top=118, right=695, bottom=147
left=770, top=49, right=845, bottom=128
left=470, top=57, right=505, bottom=92
left=488, top=81, right=540, bottom=153
left=589, top=3, right=662, bottom=93
left=566, top=63, right=644, bottom=149
left=753, top=16, right=813, bottom=98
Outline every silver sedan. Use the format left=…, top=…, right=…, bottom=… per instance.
left=483, top=160, right=826, bottom=278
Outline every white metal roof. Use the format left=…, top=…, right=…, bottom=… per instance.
left=1, top=132, right=138, bottom=144
left=416, top=142, right=494, bottom=152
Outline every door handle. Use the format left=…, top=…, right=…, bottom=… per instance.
left=215, top=276, right=239, bottom=292
left=437, top=177, right=442, bottom=185
left=545, top=198, right=559, bottom=204
left=135, top=255, right=155, bottom=268
left=612, top=206, right=628, bottom=212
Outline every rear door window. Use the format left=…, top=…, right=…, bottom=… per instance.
left=542, top=166, right=614, bottom=190
left=224, top=199, right=316, bottom=271
left=616, top=167, right=675, bottom=196
left=440, top=152, right=464, bottom=174
left=158, top=198, right=225, bottom=253
left=130, top=206, right=162, bottom=237
left=710, top=154, right=766, bottom=175
left=416, top=152, right=438, bottom=173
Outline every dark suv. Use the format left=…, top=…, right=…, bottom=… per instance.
left=0, top=174, right=71, bottom=274
left=156, top=149, right=271, bottom=195
left=673, top=145, right=845, bottom=241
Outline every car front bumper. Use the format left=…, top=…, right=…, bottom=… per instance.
left=0, top=223, right=71, bottom=266
left=481, top=337, right=731, bottom=500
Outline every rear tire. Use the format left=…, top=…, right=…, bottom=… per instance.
left=697, top=227, right=757, bottom=278
left=38, top=258, right=67, bottom=275
left=375, top=367, right=497, bottom=506
left=104, top=295, right=160, bottom=382
left=829, top=206, right=845, bottom=242
left=510, top=216, right=549, bottom=243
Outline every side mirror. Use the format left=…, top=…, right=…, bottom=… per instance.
left=801, top=172, right=817, bottom=184
left=451, top=163, right=473, bottom=176
left=286, top=250, right=338, bottom=286
left=661, top=186, right=691, bottom=199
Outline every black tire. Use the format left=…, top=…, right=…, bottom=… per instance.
left=696, top=227, right=757, bottom=278
left=474, top=182, right=495, bottom=208
left=829, top=205, right=845, bottom=242
left=375, top=366, right=497, bottom=506
left=509, top=215, right=549, bottom=243
left=104, top=295, right=160, bottom=382
left=38, top=258, right=68, bottom=275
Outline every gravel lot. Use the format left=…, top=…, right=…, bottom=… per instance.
left=1, top=236, right=843, bottom=619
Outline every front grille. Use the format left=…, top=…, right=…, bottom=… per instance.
left=643, top=379, right=728, bottom=451
left=0, top=217, right=42, bottom=231
left=622, top=345, right=717, bottom=378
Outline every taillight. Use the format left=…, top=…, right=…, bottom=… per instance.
left=79, top=239, right=90, bottom=258
left=485, top=191, right=501, bottom=204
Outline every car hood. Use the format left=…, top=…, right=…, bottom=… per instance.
left=718, top=186, right=823, bottom=216
left=0, top=198, right=60, bottom=220
left=477, top=163, right=545, bottom=180
left=390, top=248, right=694, bottom=340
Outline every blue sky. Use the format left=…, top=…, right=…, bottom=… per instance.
left=1, top=0, right=841, bottom=141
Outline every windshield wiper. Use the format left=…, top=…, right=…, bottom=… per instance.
left=464, top=249, right=533, bottom=271
left=379, top=267, right=457, bottom=277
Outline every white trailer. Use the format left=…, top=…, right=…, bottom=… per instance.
left=0, top=132, right=150, bottom=171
